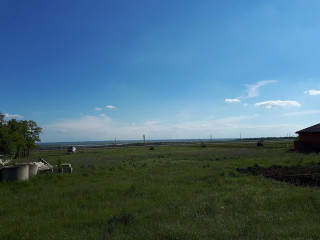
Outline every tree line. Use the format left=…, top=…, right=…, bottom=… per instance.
left=0, top=113, right=42, bottom=158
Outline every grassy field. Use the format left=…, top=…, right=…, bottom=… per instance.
left=1, top=141, right=320, bottom=240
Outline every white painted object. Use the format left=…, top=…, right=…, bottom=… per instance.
left=16, top=163, right=39, bottom=177
left=67, top=146, right=76, bottom=153
left=0, top=158, right=11, bottom=166
left=34, top=159, right=53, bottom=172
left=28, top=163, right=38, bottom=177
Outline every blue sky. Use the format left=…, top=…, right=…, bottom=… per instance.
left=1, top=0, right=320, bottom=142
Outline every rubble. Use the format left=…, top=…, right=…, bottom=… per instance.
left=0, top=158, right=72, bottom=181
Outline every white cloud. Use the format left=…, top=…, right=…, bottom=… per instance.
left=245, top=80, right=278, bottom=98
left=43, top=114, right=114, bottom=141
left=95, top=105, right=117, bottom=111
left=105, top=105, right=116, bottom=109
left=304, top=90, right=320, bottom=95
left=41, top=112, right=301, bottom=142
left=51, top=112, right=256, bottom=139
left=98, top=114, right=109, bottom=118
left=225, top=98, right=241, bottom=103
left=4, top=113, right=24, bottom=119
left=42, top=115, right=171, bottom=142
left=225, top=80, right=277, bottom=104
left=282, top=109, right=320, bottom=117
left=255, top=100, right=301, bottom=108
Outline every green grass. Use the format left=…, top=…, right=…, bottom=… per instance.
left=1, top=141, right=320, bottom=239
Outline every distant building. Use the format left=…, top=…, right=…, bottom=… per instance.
left=295, top=123, right=320, bottom=152
left=67, top=146, right=77, bottom=153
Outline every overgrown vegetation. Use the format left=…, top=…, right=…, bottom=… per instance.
left=1, top=141, right=320, bottom=239
left=0, top=113, right=42, bottom=158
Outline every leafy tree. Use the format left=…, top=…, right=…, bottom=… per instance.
left=23, top=120, right=42, bottom=156
left=0, top=113, right=42, bottom=158
left=0, top=113, right=4, bottom=125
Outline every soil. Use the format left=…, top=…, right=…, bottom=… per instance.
left=236, top=165, right=320, bottom=187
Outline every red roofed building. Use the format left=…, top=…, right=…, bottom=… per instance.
left=295, top=123, right=320, bottom=152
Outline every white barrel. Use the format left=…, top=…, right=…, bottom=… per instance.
left=2, top=164, right=29, bottom=181
left=28, top=164, right=38, bottom=177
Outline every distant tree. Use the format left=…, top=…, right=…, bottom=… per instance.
left=0, top=113, right=42, bottom=158
left=0, top=113, right=5, bottom=124
left=23, top=120, right=42, bottom=156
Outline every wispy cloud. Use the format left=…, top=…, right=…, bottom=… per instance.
left=255, top=100, right=301, bottom=108
left=245, top=80, right=278, bottom=98
left=94, top=105, right=117, bottom=111
left=225, top=98, right=241, bottom=103
left=282, top=109, right=320, bottom=117
left=105, top=105, right=117, bottom=109
left=4, top=113, right=24, bottom=119
left=304, top=90, right=320, bottom=95
left=225, top=80, right=278, bottom=103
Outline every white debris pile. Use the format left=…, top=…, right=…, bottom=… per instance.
left=0, top=157, right=11, bottom=167
left=32, top=158, right=53, bottom=172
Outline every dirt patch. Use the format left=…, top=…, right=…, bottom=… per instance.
left=236, top=165, right=320, bottom=187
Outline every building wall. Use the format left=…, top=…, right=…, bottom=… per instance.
left=299, top=133, right=320, bottom=145
left=295, top=133, right=320, bottom=151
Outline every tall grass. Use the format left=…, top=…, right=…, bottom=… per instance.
left=1, top=142, right=320, bottom=239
